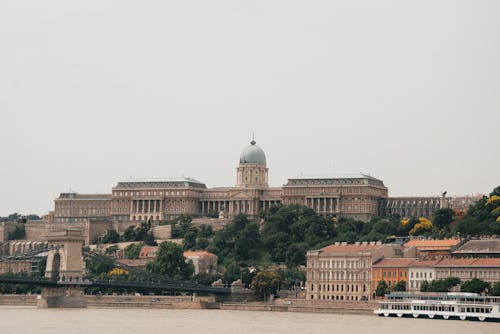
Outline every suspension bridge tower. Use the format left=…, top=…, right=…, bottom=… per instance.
left=38, top=228, right=87, bottom=308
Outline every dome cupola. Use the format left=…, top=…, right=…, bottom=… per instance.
left=239, top=140, right=266, bottom=166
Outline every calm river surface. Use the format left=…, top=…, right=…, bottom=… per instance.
left=0, top=307, right=497, bottom=334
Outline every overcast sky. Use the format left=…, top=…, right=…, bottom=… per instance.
left=1, top=1, right=499, bottom=216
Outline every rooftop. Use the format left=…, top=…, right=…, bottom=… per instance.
left=373, top=258, right=417, bottom=267
left=115, top=177, right=206, bottom=189
left=289, top=173, right=382, bottom=182
left=435, top=258, right=500, bottom=267
left=452, top=239, right=500, bottom=254
left=404, top=239, right=461, bottom=249
left=183, top=251, right=217, bottom=258
left=318, top=242, right=383, bottom=254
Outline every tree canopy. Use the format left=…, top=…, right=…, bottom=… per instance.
left=146, top=241, right=194, bottom=280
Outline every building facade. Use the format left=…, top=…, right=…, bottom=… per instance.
left=306, top=242, right=397, bottom=302
left=50, top=139, right=480, bottom=224
left=372, top=258, right=416, bottom=292
left=408, top=260, right=439, bottom=292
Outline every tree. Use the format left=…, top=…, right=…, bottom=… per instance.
left=183, top=231, right=197, bottom=250
left=421, top=277, right=460, bottom=292
left=460, top=278, right=490, bottom=294
left=391, top=281, right=406, bottom=292
left=146, top=241, right=194, bottom=280
left=122, top=226, right=137, bottom=242
left=124, top=243, right=143, bottom=259
left=101, top=229, right=120, bottom=244
left=491, top=281, right=500, bottom=296
left=375, top=280, right=389, bottom=296
left=251, top=271, right=283, bottom=300
left=86, top=255, right=116, bottom=277
left=7, top=225, right=26, bottom=240
left=192, top=273, right=219, bottom=286
left=432, top=208, right=454, bottom=229
left=105, top=245, right=119, bottom=256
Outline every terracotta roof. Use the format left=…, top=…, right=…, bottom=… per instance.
left=453, top=239, right=500, bottom=254
left=373, top=258, right=417, bottom=267
left=404, top=239, right=460, bottom=249
left=139, top=246, right=158, bottom=257
left=183, top=251, right=217, bottom=258
left=435, top=258, right=500, bottom=267
left=319, top=243, right=382, bottom=254
left=409, top=260, right=440, bottom=268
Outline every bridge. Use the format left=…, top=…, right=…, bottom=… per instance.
left=0, top=228, right=231, bottom=307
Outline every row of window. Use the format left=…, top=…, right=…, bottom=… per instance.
left=317, top=260, right=369, bottom=269
left=410, top=271, right=433, bottom=279
left=315, top=271, right=369, bottom=281
left=114, top=191, right=187, bottom=197
left=310, top=294, right=369, bottom=301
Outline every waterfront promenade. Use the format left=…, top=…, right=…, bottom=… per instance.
left=0, top=294, right=374, bottom=315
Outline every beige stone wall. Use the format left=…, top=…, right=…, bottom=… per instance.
left=0, top=222, right=22, bottom=242
left=152, top=225, right=171, bottom=239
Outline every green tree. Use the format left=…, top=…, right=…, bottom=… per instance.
left=198, top=224, right=213, bottom=238
left=491, top=281, right=500, bottom=296
left=460, top=278, right=490, bottom=294
left=432, top=208, right=454, bottom=229
left=122, top=226, right=137, bottom=241
left=124, top=243, right=143, bottom=259
left=421, top=277, right=461, bottom=292
left=183, top=231, right=197, bottom=250
left=196, top=237, right=209, bottom=250
left=375, top=280, right=389, bottom=296
left=280, top=267, right=305, bottom=290
left=86, top=255, right=116, bottom=277
left=105, top=245, right=119, bottom=256
left=7, top=225, right=26, bottom=240
left=251, top=271, right=283, bottom=300
left=192, top=273, right=219, bottom=286
left=101, top=229, right=120, bottom=244
left=391, top=280, right=406, bottom=292
left=146, top=241, right=194, bottom=280
left=285, top=243, right=308, bottom=267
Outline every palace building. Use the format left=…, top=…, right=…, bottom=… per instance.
left=50, top=139, right=477, bottom=224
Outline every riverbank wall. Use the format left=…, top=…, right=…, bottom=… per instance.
left=0, top=294, right=375, bottom=315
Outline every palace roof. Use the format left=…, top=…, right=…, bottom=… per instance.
left=114, top=177, right=206, bottom=189
left=286, top=173, right=385, bottom=187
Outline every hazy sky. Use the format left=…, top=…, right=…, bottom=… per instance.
left=1, top=1, right=499, bottom=216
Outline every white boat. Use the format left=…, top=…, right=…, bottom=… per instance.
left=374, top=292, right=500, bottom=321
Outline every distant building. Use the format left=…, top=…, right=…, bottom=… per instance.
left=408, top=260, right=439, bottom=292
left=403, top=238, right=462, bottom=260
left=306, top=242, right=397, bottom=302
left=372, top=258, right=416, bottom=292
left=183, top=251, right=218, bottom=275
left=434, top=258, right=500, bottom=286
left=379, top=195, right=482, bottom=219
left=452, top=239, right=500, bottom=258
left=49, top=139, right=481, bottom=225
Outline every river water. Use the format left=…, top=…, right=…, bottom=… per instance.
left=0, top=307, right=497, bottom=334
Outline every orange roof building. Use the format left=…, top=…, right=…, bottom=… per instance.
left=404, top=238, right=462, bottom=260
left=435, top=258, right=500, bottom=285
left=183, top=251, right=218, bottom=275
left=372, top=258, right=416, bottom=293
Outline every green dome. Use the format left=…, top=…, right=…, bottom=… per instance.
left=240, top=140, right=266, bottom=165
